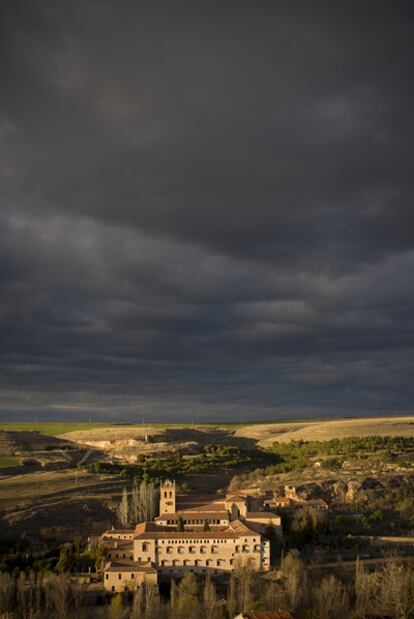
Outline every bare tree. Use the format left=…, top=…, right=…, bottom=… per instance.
left=131, top=481, right=140, bottom=525
left=131, top=480, right=159, bottom=523
left=143, top=581, right=164, bottom=619
left=262, top=580, right=285, bottom=612
left=169, top=579, right=179, bottom=619
left=131, top=585, right=144, bottom=618
left=118, top=487, right=130, bottom=527
left=45, top=572, right=72, bottom=619
left=280, top=551, right=308, bottom=611
left=16, top=571, right=42, bottom=619
left=226, top=572, right=237, bottom=618
left=203, top=575, right=223, bottom=619
left=172, top=572, right=199, bottom=619
left=354, top=556, right=414, bottom=619
left=313, top=574, right=349, bottom=619
left=233, top=559, right=257, bottom=614
left=109, top=593, right=124, bottom=619
left=0, top=572, right=16, bottom=617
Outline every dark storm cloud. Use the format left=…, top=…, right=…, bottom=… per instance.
left=1, top=0, right=414, bottom=420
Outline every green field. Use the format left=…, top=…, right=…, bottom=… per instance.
left=0, top=422, right=120, bottom=435
left=0, top=417, right=331, bottom=437
left=0, top=456, right=21, bottom=468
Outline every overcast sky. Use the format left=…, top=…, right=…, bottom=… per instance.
left=1, top=1, right=414, bottom=421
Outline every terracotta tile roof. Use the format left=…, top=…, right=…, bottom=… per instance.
left=134, top=519, right=263, bottom=540
left=156, top=511, right=229, bottom=520
left=134, top=522, right=171, bottom=536
left=229, top=519, right=259, bottom=536
left=103, top=540, right=133, bottom=549
left=103, top=560, right=156, bottom=573
left=226, top=494, right=249, bottom=501
left=135, top=529, right=239, bottom=540
left=196, top=502, right=226, bottom=511
left=175, top=502, right=226, bottom=512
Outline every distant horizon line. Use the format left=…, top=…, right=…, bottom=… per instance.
left=1, top=411, right=414, bottom=426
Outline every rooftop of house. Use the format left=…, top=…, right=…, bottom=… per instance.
left=134, top=519, right=260, bottom=540
left=229, top=519, right=262, bottom=536
left=134, top=522, right=170, bottom=535
left=225, top=494, right=250, bottom=502
left=102, top=539, right=134, bottom=550
left=176, top=502, right=226, bottom=513
left=103, top=559, right=156, bottom=573
left=269, top=496, right=328, bottom=508
left=156, top=511, right=229, bottom=520
left=176, top=491, right=252, bottom=511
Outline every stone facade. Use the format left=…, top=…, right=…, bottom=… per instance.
left=159, top=479, right=176, bottom=514
left=264, top=495, right=328, bottom=511
left=134, top=519, right=270, bottom=575
left=103, top=560, right=158, bottom=593
left=99, top=480, right=281, bottom=590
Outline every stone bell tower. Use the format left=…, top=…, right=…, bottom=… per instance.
left=160, top=479, right=176, bottom=515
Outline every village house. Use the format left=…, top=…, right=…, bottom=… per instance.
left=264, top=485, right=328, bottom=512
left=100, top=479, right=281, bottom=591
left=103, top=559, right=158, bottom=593
left=264, top=495, right=328, bottom=510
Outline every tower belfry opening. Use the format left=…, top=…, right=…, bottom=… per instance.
left=159, top=479, right=176, bottom=514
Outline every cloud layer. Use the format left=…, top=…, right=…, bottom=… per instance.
left=1, top=0, right=414, bottom=420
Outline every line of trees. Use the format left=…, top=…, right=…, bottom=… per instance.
left=0, top=571, right=87, bottom=619
left=2, top=555, right=414, bottom=618
left=117, top=480, right=159, bottom=527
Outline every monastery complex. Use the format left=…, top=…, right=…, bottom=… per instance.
left=100, top=480, right=283, bottom=592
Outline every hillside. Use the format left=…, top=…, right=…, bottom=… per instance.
left=234, top=416, right=414, bottom=447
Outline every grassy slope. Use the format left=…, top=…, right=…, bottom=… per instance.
left=0, top=456, right=20, bottom=468
left=0, top=418, right=330, bottom=436
left=0, top=422, right=121, bottom=435
left=1, top=416, right=412, bottom=440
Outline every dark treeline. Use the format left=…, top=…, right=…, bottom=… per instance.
left=1, top=555, right=414, bottom=618
left=81, top=444, right=280, bottom=483
left=264, top=435, right=414, bottom=474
